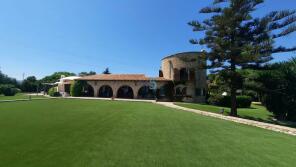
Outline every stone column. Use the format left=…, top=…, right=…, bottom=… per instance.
left=112, top=84, right=119, bottom=98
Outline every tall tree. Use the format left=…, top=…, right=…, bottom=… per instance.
left=189, top=0, right=296, bottom=116
left=21, top=76, right=39, bottom=92
left=257, top=58, right=296, bottom=121
left=102, top=68, right=111, bottom=74
left=0, top=70, right=18, bottom=86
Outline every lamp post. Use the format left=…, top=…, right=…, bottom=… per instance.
left=221, top=92, right=227, bottom=114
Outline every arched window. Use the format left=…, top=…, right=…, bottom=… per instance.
left=176, top=87, right=182, bottom=96
left=138, top=86, right=154, bottom=99
left=159, top=86, right=166, bottom=97
left=98, top=85, right=113, bottom=97
left=117, top=86, right=134, bottom=99
left=173, top=68, right=180, bottom=81
left=180, top=68, right=188, bottom=81
left=169, top=61, right=173, bottom=79
left=175, top=85, right=187, bottom=96
left=189, top=69, right=195, bottom=81
left=83, top=84, right=94, bottom=97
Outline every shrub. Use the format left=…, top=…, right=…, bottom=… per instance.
left=48, top=87, right=60, bottom=97
left=0, top=84, right=18, bottom=96
left=243, top=90, right=258, bottom=101
left=70, top=81, right=83, bottom=97
left=236, top=96, right=252, bottom=108
left=207, top=94, right=224, bottom=105
left=257, top=58, right=296, bottom=121
left=210, top=95, right=252, bottom=108
left=48, top=87, right=54, bottom=96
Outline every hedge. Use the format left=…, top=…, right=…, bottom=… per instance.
left=219, top=95, right=252, bottom=108
left=0, top=84, right=19, bottom=96
left=48, top=87, right=60, bottom=97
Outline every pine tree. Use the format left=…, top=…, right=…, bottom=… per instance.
left=102, top=68, right=111, bottom=74
left=189, top=0, right=296, bottom=116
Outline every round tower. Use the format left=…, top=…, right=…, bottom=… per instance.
left=161, top=52, right=207, bottom=103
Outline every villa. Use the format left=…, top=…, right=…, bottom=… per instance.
left=57, top=52, right=207, bottom=102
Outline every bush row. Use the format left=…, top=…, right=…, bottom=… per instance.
left=221, top=95, right=252, bottom=108
left=0, top=84, right=20, bottom=96
left=208, top=95, right=252, bottom=108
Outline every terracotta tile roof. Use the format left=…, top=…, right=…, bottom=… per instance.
left=76, top=74, right=171, bottom=81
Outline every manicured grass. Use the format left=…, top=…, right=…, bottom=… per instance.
left=175, top=102, right=272, bottom=121
left=0, top=93, right=47, bottom=101
left=0, top=99, right=295, bottom=167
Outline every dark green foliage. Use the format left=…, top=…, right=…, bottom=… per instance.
left=257, top=58, right=296, bottom=121
left=0, top=84, right=19, bottom=96
left=242, top=90, right=258, bottom=101
left=21, top=76, right=39, bottom=92
left=0, top=71, right=20, bottom=95
left=207, top=71, right=245, bottom=105
left=238, top=69, right=262, bottom=101
left=207, top=71, right=254, bottom=108
left=212, top=95, right=252, bottom=108
left=48, top=87, right=60, bottom=97
left=34, top=72, right=75, bottom=92
left=102, top=68, right=111, bottom=74
left=0, top=71, right=19, bottom=87
left=207, top=72, right=230, bottom=98
left=40, top=72, right=76, bottom=83
left=189, top=0, right=296, bottom=116
left=79, top=71, right=96, bottom=76
left=70, top=81, right=94, bottom=97
left=70, top=81, right=83, bottom=97
left=207, top=94, right=224, bottom=106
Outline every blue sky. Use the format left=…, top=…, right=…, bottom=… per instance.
left=0, top=0, right=295, bottom=80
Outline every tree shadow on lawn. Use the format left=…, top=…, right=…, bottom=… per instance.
left=240, top=103, right=296, bottom=128
left=239, top=115, right=296, bottom=128
left=176, top=102, right=296, bottom=128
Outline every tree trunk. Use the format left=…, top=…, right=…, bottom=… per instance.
left=230, top=62, right=237, bottom=116
left=230, top=84, right=237, bottom=116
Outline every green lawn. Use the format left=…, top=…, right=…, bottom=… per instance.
left=0, top=93, right=47, bottom=101
left=0, top=99, right=295, bottom=167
